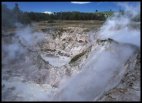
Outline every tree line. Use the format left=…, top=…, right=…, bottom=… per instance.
left=2, top=3, right=111, bottom=29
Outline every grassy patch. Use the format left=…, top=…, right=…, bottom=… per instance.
left=69, top=51, right=86, bottom=64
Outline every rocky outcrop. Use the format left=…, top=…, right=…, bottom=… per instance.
left=98, top=51, right=140, bottom=101
left=51, top=39, right=139, bottom=101
left=2, top=24, right=140, bottom=101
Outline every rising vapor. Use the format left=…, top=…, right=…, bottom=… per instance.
left=51, top=2, right=140, bottom=101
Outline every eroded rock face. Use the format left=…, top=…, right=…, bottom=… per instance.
left=98, top=51, right=140, bottom=101
left=2, top=26, right=91, bottom=101
left=51, top=39, right=139, bottom=101
left=2, top=24, right=140, bottom=101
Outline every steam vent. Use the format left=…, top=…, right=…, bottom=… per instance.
left=2, top=2, right=140, bottom=101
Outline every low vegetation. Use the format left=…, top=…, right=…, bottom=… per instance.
left=69, top=51, right=87, bottom=64
left=2, top=3, right=110, bottom=30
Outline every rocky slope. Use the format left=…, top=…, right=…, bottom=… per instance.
left=51, top=38, right=139, bottom=101
left=98, top=50, right=140, bottom=101
left=2, top=24, right=140, bottom=101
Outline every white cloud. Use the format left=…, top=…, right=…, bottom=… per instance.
left=43, top=11, right=53, bottom=15
left=71, top=2, right=91, bottom=4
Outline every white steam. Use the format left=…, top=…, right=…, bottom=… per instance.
left=2, top=2, right=140, bottom=101
left=52, top=41, right=137, bottom=101
left=51, top=2, right=140, bottom=101
left=16, top=26, right=45, bottom=47
left=2, top=25, right=46, bottom=65
left=117, top=2, right=140, bottom=17
left=96, top=2, right=140, bottom=47
left=2, top=41, right=25, bottom=65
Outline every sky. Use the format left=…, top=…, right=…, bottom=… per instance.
left=2, top=2, right=140, bottom=13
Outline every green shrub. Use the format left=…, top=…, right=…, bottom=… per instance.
left=69, top=51, right=86, bottom=64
